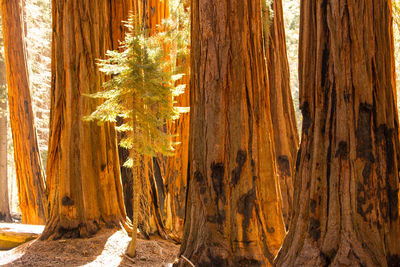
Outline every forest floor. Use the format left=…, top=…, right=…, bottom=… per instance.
left=0, top=229, right=180, bottom=266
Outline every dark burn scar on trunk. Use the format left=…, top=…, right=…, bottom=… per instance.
left=388, top=188, right=399, bottom=221
left=335, top=141, right=348, bottom=158
left=101, top=164, right=106, bottom=171
left=24, top=100, right=29, bottom=114
left=357, top=182, right=371, bottom=222
left=357, top=182, right=366, bottom=216
left=210, top=162, right=226, bottom=222
left=236, top=258, right=262, bottom=267
left=61, top=196, right=74, bottom=207
left=251, top=159, right=255, bottom=167
left=211, top=162, right=224, bottom=200
left=309, top=217, right=321, bottom=241
left=206, top=209, right=226, bottom=224
left=266, top=226, right=275, bottom=233
left=376, top=124, right=395, bottom=175
left=356, top=103, right=373, bottom=161
left=356, top=104, right=377, bottom=185
left=310, top=199, right=317, bottom=213
left=362, top=162, right=372, bottom=183
left=238, top=188, right=256, bottom=242
left=295, top=147, right=302, bottom=170
left=195, top=170, right=203, bottom=182
left=277, top=155, right=291, bottom=177
left=320, top=249, right=336, bottom=266
left=232, top=150, right=247, bottom=185
left=199, top=186, right=206, bottom=194
left=206, top=248, right=229, bottom=267
left=195, top=171, right=207, bottom=194
left=0, top=213, right=7, bottom=221
left=344, top=92, right=351, bottom=102
left=301, top=102, right=312, bottom=135
left=387, top=254, right=400, bottom=267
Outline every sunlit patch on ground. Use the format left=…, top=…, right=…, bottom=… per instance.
left=0, top=229, right=179, bottom=266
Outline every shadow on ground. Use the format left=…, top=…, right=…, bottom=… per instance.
left=0, top=230, right=114, bottom=266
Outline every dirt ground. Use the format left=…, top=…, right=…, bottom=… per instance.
left=0, top=229, right=180, bottom=267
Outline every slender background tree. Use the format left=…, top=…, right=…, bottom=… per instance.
left=0, top=28, right=10, bottom=222
left=0, top=0, right=46, bottom=225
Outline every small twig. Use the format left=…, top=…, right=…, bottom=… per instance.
left=123, top=254, right=136, bottom=265
left=124, top=261, right=135, bottom=267
left=181, top=255, right=195, bottom=267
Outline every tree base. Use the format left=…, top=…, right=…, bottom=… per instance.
left=174, top=244, right=266, bottom=267
left=276, top=236, right=394, bottom=267
left=127, top=241, right=136, bottom=258
left=40, top=216, right=122, bottom=240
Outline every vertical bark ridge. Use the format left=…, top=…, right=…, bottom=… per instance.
left=267, top=0, right=299, bottom=229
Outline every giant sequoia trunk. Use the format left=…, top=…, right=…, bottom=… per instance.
left=41, top=0, right=127, bottom=240
left=267, top=0, right=299, bottom=228
left=276, top=1, right=400, bottom=266
left=176, top=1, right=285, bottom=266
left=0, top=0, right=46, bottom=225
left=0, top=48, right=10, bottom=222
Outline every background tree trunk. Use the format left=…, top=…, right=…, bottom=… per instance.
left=276, top=1, right=400, bottom=266
left=129, top=0, right=171, bottom=239
left=127, top=137, right=140, bottom=257
left=41, top=0, right=127, bottom=240
left=0, top=0, right=46, bottom=225
left=0, top=101, right=9, bottom=222
left=267, top=0, right=299, bottom=229
left=176, top=0, right=285, bottom=266
left=0, top=45, right=10, bottom=222
left=165, top=54, right=190, bottom=241
left=163, top=0, right=190, bottom=242
left=137, top=0, right=190, bottom=242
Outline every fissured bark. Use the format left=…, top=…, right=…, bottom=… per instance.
left=276, top=1, right=400, bottom=266
left=176, top=1, right=285, bottom=266
left=41, top=0, right=127, bottom=240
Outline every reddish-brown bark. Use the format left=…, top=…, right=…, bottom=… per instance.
left=176, top=1, right=285, bottom=266
left=41, top=0, right=127, bottom=240
left=0, top=0, right=46, bottom=225
left=276, top=1, right=400, bottom=266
